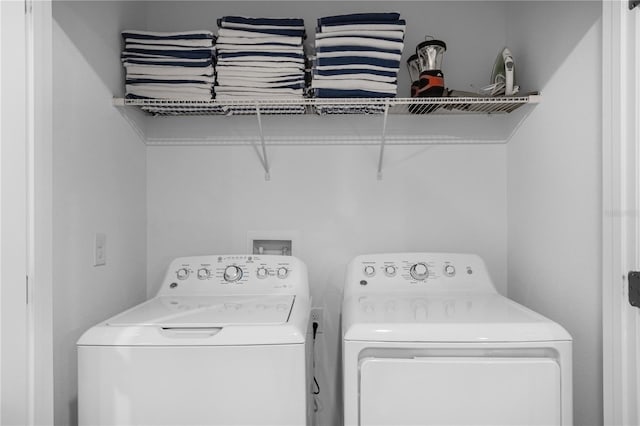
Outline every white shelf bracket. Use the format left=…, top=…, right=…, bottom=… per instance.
left=255, top=105, right=271, bottom=181
left=376, top=102, right=390, bottom=180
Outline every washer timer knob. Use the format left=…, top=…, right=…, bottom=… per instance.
left=410, top=263, right=429, bottom=281
left=176, top=268, right=189, bottom=280
left=363, top=265, right=376, bottom=277
left=277, top=267, right=289, bottom=279
left=223, top=265, right=243, bottom=282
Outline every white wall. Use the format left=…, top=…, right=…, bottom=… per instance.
left=52, top=2, right=148, bottom=425
left=0, top=2, right=29, bottom=423
left=147, top=144, right=508, bottom=425
left=506, top=2, right=602, bottom=426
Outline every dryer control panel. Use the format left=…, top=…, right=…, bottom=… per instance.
left=344, top=253, right=497, bottom=298
left=157, top=254, right=309, bottom=297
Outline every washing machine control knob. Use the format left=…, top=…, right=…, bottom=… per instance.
left=363, top=265, right=376, bottom=277
left=444, top=264, right=456, bottom=277
left=197, top=268, right=210, bottom=280
left=410, top=263, right=429, bottom=280
left=277, top=267, right=289, bottom=279
left=256, top=267, right=268, bottom=279
left=223, top=265, right=243, bottom=282
left=176, top=268, right=190, bottom=280
left=384, top=265, right=397, bottom=276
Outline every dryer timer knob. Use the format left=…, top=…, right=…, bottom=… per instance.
left=410, top=263, right=429, bottom=281
left=223, top=265, right=243, bottom=282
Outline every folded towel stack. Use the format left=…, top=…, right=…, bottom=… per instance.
left=121, top=30, right=216, bottom=101
left=312, top=12, right=405, bottom=99
left=215, top=16, right=307, bottom=100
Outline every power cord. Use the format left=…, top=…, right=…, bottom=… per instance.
left=312, top=321, right=321, bottom=408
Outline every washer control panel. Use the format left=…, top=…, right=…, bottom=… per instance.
left=158, top=255, right=308, bottom=297
left=345, top=253, right=496, bottom=297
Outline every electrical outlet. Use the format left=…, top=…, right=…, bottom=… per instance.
left=311, top=307, right=323, bottom=334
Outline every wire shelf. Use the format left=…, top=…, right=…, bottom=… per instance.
left=113, top=95, right=539, bottom=117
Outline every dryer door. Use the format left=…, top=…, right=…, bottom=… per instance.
left=360, top=357, right=561, bottom=426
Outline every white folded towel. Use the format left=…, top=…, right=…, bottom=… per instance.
left=311, top=79, right=397, bottom=93
left=216, top=55, right=304, bottom=64
left=312, top=72, right=396, bottom=83
left=124, top=64, right=214, bottom=76
left=216, top=93, right=303, bottom=100
left=125, top=44, right=214, bottom=52
left=215, top=86, right=303, bottom=95
left=216, top=66, right=304, bottom=78
left=216, top=61, right=305, bottom=70
left=316, top=50, right=401, bottom=61
left=220, top=21, right=303, bottom=31
left=315, top=36, right=403, bottom=51
left=216, top=36, right=302, bottom=46
left=320, top=23, right=406, bottom=33
left=122, top=54, right=211, bottom=63
left=315, top=29, right=405, bottom=40
left=127, top=74, right=216, bottom=83
left=123, top=30, right=214, bottom=37
left=215, top=44, right=303, bottom=53
left=314, top=63, right=398, bottom=73
left=124, top=38, right=213, bottom=47
left=217, top=77, right=303, bottom=88
left=217, top=28, right=302, bottom=42
left=127, top=83, right=213, bottom=92
left=216, top=73, right=303, bottom=82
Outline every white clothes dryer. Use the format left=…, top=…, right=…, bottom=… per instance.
left=78, top=254, right=311, bottom=426
left=342, top=253, right=572, bottom=426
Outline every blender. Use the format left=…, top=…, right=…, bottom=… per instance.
left=413, top=37, right=446, bottom=97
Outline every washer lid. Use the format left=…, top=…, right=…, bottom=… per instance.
left=78, top=295, right=310, bottom=347
left=343, top=293, right=571, bottom=342
left=107, top=295, right=295, bottom=327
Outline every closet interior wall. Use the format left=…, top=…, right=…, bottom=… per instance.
left=52, top=2, right=148, bottom=426
left=505, top=2, right=603, bottom=426
left=50, top=1, right=603, bottom=426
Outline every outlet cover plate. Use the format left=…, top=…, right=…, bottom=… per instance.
left=311, top=307, right=323, bottom=334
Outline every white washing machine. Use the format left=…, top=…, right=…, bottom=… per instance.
left=343, top=253, right=572, bottom=426
left=78, top=254, right=311, bottom=426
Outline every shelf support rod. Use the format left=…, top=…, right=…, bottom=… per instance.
left=255, top=105, right=271, bottom=181
left=377, top=101, right=390, bottom=180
